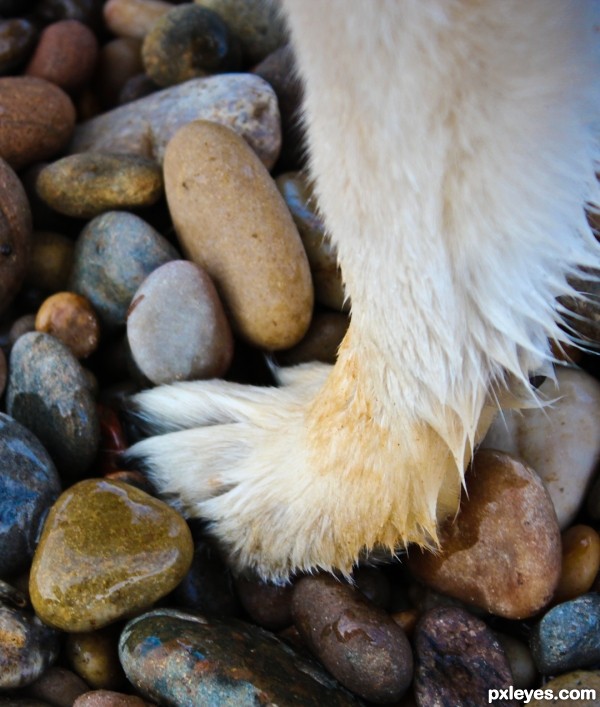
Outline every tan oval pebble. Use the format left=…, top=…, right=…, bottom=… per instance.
left=553, top=524, right=600, bottom=604
left=66, top=626, right=126, bottom=690
left=95, top=38, right=144, bottom=109
left=165, top=120, right=313, bottom=350
left=36, top=153, right=163, bottom=219
left=35, top=291, right=100, bottom=359
left=26, top=231, right=75, bottom=293
left=0, top=77, right=76, bottom=170
left=407, top=449, right=561, bottom=619
left=104, top=0, right=173, bottom=40
left=74, top=690, right=150, bottom=707
left=528, top=671, right=600, bottom=706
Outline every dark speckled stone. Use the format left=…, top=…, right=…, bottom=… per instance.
left=119, top=608, right=364, bottom=706
left=0, top=413, right=61, bottom=576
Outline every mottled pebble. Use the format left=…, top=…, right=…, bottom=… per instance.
left=69, top=211, right=178, bottom=328
left=127, top=260, right=233, bottom=383
left=142, top=4, right=240, bottom=87
left=35, top=291, right=100, bottom=359
left=165, top=120, right=313, bottom=350
left=29, top=479, right=194, bottom=632
left=24, top=667, right=89, bottom=707
left=35, top=153, right=163, bottom=219
left=530, top=593, right=600, bottom=674
left=528, top=671, right=600, bottom=706
left=495, top=633, right=538, bottom=689
left=103, top=0, right=172, bottom=40
left=0, top=413, right=61, bottom=576
left=73, top=692, right=149, bottom=707
left=0, top=19, right=37, bottom=75
left=95, top=38, right=143, bottom=108
left=407, top=449, right=561, bottom=619
left=236, top=577, right=293, bottom=631
left=553, top=524, right=600, bottom=603
left=70, top=73, right=281, bottom=169
left=119, top=608, right=362, bottom=705
left=6, top=332, right=100, bottom=479
left=413, top=607, right=516, bottom=706
left=66, top=626, right=126, bottom=690
left=0, top=77, right=76, bottom=170
left=25, top=231, right=75, bottom=293
left=481, top=367, right=600, bottom=527
left=292, top=574, right=413, bottom=703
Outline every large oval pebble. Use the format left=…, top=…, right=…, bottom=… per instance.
left=407, top=449, right=561, bottom=619
left=70, top=73, right=281, bottom=168
left=127, top=260, right=233, bottom=384
left=292, top=574, right=413, bottom=703
left=29, top=479, right=194, bottom=632
left=119, top=608, right=362, bottom=705
left=69, top=211, right=178, bottom=328
left=6, top=332, right=99, bottom=480
left=0, top=413, right=61, bottom=576
left=165, top=120, right=313, bottom=350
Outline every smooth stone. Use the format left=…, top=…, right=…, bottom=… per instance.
left=66, top=626, right=126, bottom=690
left=292, top=574, right=413, bottom=703
left=142, top=4, right=240, bottom=87
left=24, top=667, right=89, bottom=707
left=0, top=604, right=60, bottom=689
left=413, top=607, right=516, bottom=707
left=127, top=260, right=233, bottom=384
left=0, top=19, right=38, bottom=75
left=481, top=367, right=600, bottom=528
left=235, top=577, right=293, bottom=631
left=6, top=332, right=100, bottom=479
left=119, top=608, right=362, bottom=706
left=35, top=153, right=163, bottom=219
left=29, top=478, right=194, bottom=632
left=553, top=524, right=600, bottom=603
left=35, top=292, right=100, bottom=359
left=103, top=0, right=172, bottom=40
left=530, top=593, right=600, bottom=674
left=25, top=231, right=75, bottom=293
left=70, top=73, right=281, bottom=169
left=95, top=38, right=143, bottom=108
left=528, top=671, right=600, bottom=707
left=407, top=449, right=561, bottom=619
left=165, top=120, right=313, bottom=350
left=69, top=211, right=179, bottom=328
left=0, top=158, right=32, bottom=314
left=495, top=633, right=538, bottom=689
left=0, top=413, right=61, bottom=576
left=0, top=77, right=76, bottom=170
left=73, top=692, right=148, bottom=707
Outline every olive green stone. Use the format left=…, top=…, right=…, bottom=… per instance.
left=29, top=479, right=194, bottom=632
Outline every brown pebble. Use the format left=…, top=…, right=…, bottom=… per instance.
left=25, top=666, right=89, bottom=707
left=103, top=0, right=173, bottom=40
left=553, top=524, right=600, bottom=604
left=74, top=690, right=150, bottom=707
left=35, top=291, right=100, bottom=359
left=235, top=577, right=293, bottom=631
left=95, top=38, right=143, bottom=109
left=66, top=626, right=127, bottom=690
left=26, top=231, right=75, bottom=293
left=26, top=20, right=99, bottom=93
left=391, top=609, right=419, bottom=638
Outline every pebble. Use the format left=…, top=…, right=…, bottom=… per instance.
left=6, top=332, right=100, bottom=479
left=0, top=158, right=32, bottom=314
left=35, top=291, right=100, bottom=359
left=528, top=671, right=600, bottom=707
left=24, top=667, right=89, bottom=707
left=35, top=153, right=163, bottom=219
left=0, top=413, right=61, bottom=576
left=69, top=211, right=179, bottom=328
left=164, top=120, right=313, bottom=350
left=119, top=607, right=362, bottom=705
left=413, top=607, right=516, bottom=707
left=126, top=260, right=233, bottom=384
left=530, top=593, right=600, bottom=674
left=0, top=19, right=38, bottom=75
left=292, top=574, right=413, bottom=703
left=481, top=367, right=600, bottom=528
left=407, top=449, right=561, bottom=619
left=142, top=4, right=241, bottom=87
left=70, top=73, right=281, bottom=169
left=0, top=603, right=60, bottom=689
left=66, top=626, right=127, bottom=690
left=8, top=313, right=36, bottom=347
left=29, top=479, right=193, bottom=632
left=495, top=633, right=538, bottom=689
left=0, top=77, right=76, bottom=170
left=235, top=577, right=294, bottom=631
left=73, top=692, right=149, bottom=707
left=94, top=38, right=143, bottom=108
left=103, top=0, right=173, bottom=41
left=275, top=310, right=347, bottom=366
left=25, top=20, right=99, bottom=93
left=25, top=231, right=75, bottom=293
left=553, top=524, right=600, bottom=603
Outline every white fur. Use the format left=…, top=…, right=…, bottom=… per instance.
left=128, top=0, right=599, bottom=581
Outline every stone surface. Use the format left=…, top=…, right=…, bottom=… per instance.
left=94, top=37, right=143, bottom=108
left=407, top=449, right=561, bottom=619
left=119, top=608, right=362, bottom=705
left=481, top=367, right=600, bottom=528
left=236, top=577, right=293, bottom=631
left=6, top=332, right=100, bottom=480
left=127, top=260, right=233, bottom=383
left=292, top=574, right=413, bottom=703
left=66, top=626, right=126, bottom=690
left=553, top=524, right=600, bottom=603
left=24, top=667, right=89, bottom=707
left=73, top=692, right=149, bottom=707
left=528, top=671, right=600, bottom=706
left=69, top=211, right=178, bottom=328
left=35, top=291, right=100, bottom=359
left=165, top=120, right=313, bottom=350
left=103, top=0, right=172, bottom=40
left=0, top=19, right=37, bottom=75
left=25, top=231, right=75, bottom=293
left=495, top=633, right=538, bottom=690
left=0, top=77, right=76, bottom=170
left=29, top=478, right=194, bottom=632
left=70, top=73, right=281, bottom=169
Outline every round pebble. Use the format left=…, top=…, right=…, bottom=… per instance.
left=127, top=260, right=234, bottom=384
left=553, top=524, right=600, bottom=603
left=0, top=76, right=76, bottom=170
left=142, top=4, right=240, bottom=87
left=165, top=120, right=313, bottom=350
left=73, top=691, right=149, bottom=707
left=69, top=211, right=179, bottom=328
left=0, top=19, right=38, bottom=75
left=35, top=291, right=100, bottom=359
left=528, top=671, right=600, bottom=707
left=6, top=331, right=100, bottom=479
left=24, top=667, right=89, bottom=707
left=103, top=0, right=173, bottom=41
left=35, top=153, right=163, bottom=219
left=407, top=449, right=561, bottom=619
left=25, top=20, right=98, bottom=93
left=235, top=577, right=293, bottom=631
left=25, top=231, right=75, bottom=293
left=119, top=608, right=362, bottom=705
left=292, top=574, right=413, bottom=703
left=66, top=626, right=126, bottom=690
left=0, top=413, right=61, bottom=576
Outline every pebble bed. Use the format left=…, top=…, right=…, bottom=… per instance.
left=0, top=1, right=599, bottom=705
